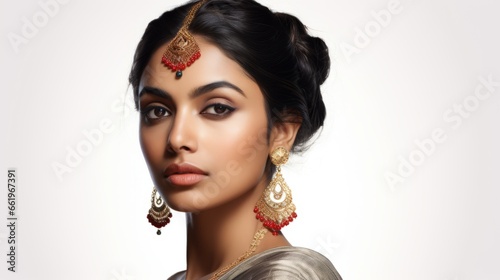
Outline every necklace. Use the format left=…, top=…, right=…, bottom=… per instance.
left=209, top=227, right=268, bottom=280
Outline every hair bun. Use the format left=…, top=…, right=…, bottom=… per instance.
left=275, top=12, right=330, bottom=86
left=275, top=12, right=330, bottom=150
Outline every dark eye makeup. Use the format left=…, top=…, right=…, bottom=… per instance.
left=140, top=101, right=236, bottom=123
left=201, top=103, right=236, bottom=117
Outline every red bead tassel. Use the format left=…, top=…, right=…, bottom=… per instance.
left=147, top=212, right=172, bottom=234
left=254, top=206, right=297, bottom=236
left=161, top=51, right=201, bottom=73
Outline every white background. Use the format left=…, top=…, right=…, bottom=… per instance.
left=1, top=0, right=499, bottom=279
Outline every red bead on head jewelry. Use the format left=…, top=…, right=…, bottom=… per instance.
left=161, top=0, right=206, bottom=79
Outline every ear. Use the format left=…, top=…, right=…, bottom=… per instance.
left=269, top=121, right=301, bottom=152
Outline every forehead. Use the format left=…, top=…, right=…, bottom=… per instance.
left=139, top=35, right=259, bottom=95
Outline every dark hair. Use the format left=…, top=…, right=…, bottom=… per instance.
left=129, top=0, right=330, bottom=152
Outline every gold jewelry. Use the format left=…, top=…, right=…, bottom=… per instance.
left=254, top=146, right=297, bottom=236
left=210, top=227, right=268, bottom=280
left=147, top=187, right=172, bottom=235
left=161, top=0, right=207, bottom=79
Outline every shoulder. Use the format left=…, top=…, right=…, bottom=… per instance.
left=222, top=246, right=342, bottom=280
left=166, top=271, right=185, bottom=280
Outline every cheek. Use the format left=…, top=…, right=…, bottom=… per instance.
left=203, top=111, right=270, bottom=177
left=139, top=124, right=167, bottom=166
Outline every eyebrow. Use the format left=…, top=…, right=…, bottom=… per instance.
left=191, top=81, right=246, bottom=98
left=139, top=86, right=171, bottom=99
left=139, top=81, right=246, bottom=99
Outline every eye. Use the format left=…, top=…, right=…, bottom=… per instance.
left=141, top=106, right=171, bottom=121
left=201, top=103, right=235, bottom=117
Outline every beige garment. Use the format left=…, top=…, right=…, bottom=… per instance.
left=168, top=246, right=342, bottom=280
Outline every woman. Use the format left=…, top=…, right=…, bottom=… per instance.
left=129, top=0, right=342, bottom=279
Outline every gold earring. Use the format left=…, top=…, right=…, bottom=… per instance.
left=147, top=187, right=172, bottom=235
left=254, top=146, right=297, bottom=236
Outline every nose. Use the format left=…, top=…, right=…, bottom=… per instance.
left=167, top=109, right=197, bottom=154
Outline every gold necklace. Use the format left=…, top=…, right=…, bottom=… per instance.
left=209, top=227, right=268, bottom=280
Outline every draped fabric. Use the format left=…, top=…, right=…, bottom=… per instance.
left=168, top=247, right=342, bottom=280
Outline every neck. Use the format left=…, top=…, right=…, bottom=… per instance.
left=183, top=177, right=291, bottom=280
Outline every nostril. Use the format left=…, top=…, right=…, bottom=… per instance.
left=166, top=141, right=191, bottom=154
left=167, top=147, right=174, bottom=153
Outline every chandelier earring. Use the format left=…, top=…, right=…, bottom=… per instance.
left=254, top=146, right=297, bottom=236
left=147, top=187, right=172, bottom=235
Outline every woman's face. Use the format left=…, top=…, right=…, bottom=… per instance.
left=138, top=36, right=272, bottom=212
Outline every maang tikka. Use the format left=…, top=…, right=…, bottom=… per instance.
left=161, top=0, right=207, bottom=79
left=147, top=187, right=172, bottom=235
left=254, top=147, right=297, bottom=236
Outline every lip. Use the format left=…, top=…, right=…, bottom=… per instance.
left=164, top=163, right=208, bottom=186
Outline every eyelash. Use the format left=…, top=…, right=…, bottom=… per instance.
left=140, top=103, right=235, bottom=122
left=201, top=103, right=235, bottom=117
left=140, top=106, right=171, bottom=122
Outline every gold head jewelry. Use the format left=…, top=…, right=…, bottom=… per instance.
left=147, top=187, right=172, bottom=235
left=254, top=146, right=297, bottom=236
left=161, top=0, right=207, bottom=79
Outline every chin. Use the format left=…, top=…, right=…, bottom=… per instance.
left=162, top=188, right=216, bottom=213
